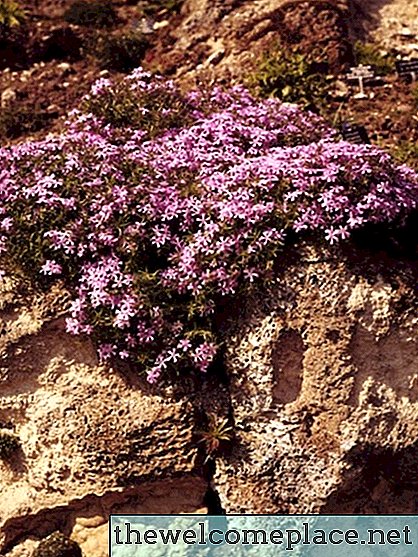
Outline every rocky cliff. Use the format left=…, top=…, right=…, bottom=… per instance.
left=0, top=277, right=209, bottom=556
left=152, top=0, right=354, bottom=82
left=1, top=0, right=418, bottom=555
left=216, top=243, right=418, bottom=514
left=1, top=238, right=417, bottom=555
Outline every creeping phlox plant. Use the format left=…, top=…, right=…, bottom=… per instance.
left=0, top=69, right=417, bottom=382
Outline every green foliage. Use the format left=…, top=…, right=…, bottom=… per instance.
left=33, top=532, right=82, bottom=557
left=353, top=41, right=394, bottom=76
left=250, top=45, right=331, bottom=111
left=0, top=0, right=25, bottom=29
left=64, top=0, right=117, bottom=28
left=92, top=31, right=149, bottom=72
left=0, top=103, right=51, bottom=141
left=198, top=414, right=233, bottom=460
left=83, top=72, right=190, bottom=134
left=393, top=140, right=418, bottom=170
left=0, top=430, right=20, bottom=459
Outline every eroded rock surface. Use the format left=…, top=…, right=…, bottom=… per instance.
left=1, top=246, right=418, bottom=551
left=152, top=0, right=353, bottom=83
left=216, top=244, right=418, bottom=514
left=0, top=278, right=208, bottom=555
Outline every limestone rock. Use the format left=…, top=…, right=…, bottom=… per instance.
left=0, top=278, right=207, bottom=554
left=152, top=0, right=353, bottom=84
left=215, top=244, right=418, bottom=513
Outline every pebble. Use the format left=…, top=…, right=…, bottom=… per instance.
left=154, top=20, right=169, bottom=30
left=1, top=88, right=16, bottom=107
left=205, top=49, right=225, bottom=66
left=20, top=69, right=32, bottom=83
left=399, top=28, right=415, bottom=37
left=57, top=62, right=71, bottom=72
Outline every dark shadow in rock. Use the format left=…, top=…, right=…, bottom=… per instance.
left=322, top=442, right=418, bottom=514
left=272, top=328, right=305, bottom=404
left=0, top=26, right=30, bottom=70
left=204, top=485, right=226, bottom=514
left=5, top=445, right=29, bottom=477
left=351, top=210, right=418, bottom=262
left=341, top=211, right=418, bottom=291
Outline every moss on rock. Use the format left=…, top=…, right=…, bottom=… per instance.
left=33, top=532, right=82, bottom=557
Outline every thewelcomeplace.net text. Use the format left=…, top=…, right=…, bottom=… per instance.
left=113, top=521, right=413, bottom=551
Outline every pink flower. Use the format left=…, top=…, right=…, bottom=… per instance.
left=178, top=338, right=192, bottom=352
left=1, top=68, right=416, bottom=383
left=324, top=227, right=339, bottom=245
left=40, top=260, right=62, bottom=275
left=98, top=344, right=115, bottom=361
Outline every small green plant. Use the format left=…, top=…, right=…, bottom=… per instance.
left=64, top=0, right=117, bottom=28
left=250, top=45, right=331, bottom=111
left=0, top=430, right=20, bottom=459
left=0, top=0, right=25, bottom=28
left=92, top=31, right=149, bottom=72
left=353, top=41, right=395, bottom=76
left=393, top=140, right=418, bottom=170
left=198, top=414, right=233, bottom=460
left=33, top=532, right=82, bottom=557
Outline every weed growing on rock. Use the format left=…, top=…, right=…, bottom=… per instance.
left=64, top=0, right=117, bottom=28
left=0, top=430, right=20, bottom=459
left=393, top=140, right=418, bottom=169
left=198, top=414, right=233, bottom=459
left=0, top=69, right=417, bottom=383
left=251, top=45, right=331, bottom=111
left=33, top=532, right=82, bottom=557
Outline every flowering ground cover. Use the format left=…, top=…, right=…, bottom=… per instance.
left=0, top=68, right=417, bottom=382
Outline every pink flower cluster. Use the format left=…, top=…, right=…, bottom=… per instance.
left=0, top=68, right=417, bottom=382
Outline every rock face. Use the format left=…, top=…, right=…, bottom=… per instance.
left=215, top=243, right=418, bottom=514
left=152, top=0, right=353, bottom=83
left=1, top=1, right=418, bottom=555
left=351, top=0, right=418, bottom=56
left=1, top=248, right=418, bottom=550
left=0, top=278, right=208, bottom=556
